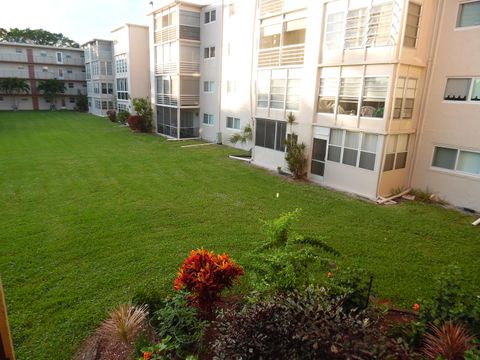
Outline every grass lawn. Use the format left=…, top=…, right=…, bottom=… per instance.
left=0, top=111, right=478, bottom=359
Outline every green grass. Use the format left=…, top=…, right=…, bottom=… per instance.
left=0, top=111, right=478, bottom=359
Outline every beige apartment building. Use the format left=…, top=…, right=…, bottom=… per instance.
left=0, top=42, right=86, bottom=110
left=149, top=0, right=479, bottom=211
left=111, top=24, right=151, bottom=113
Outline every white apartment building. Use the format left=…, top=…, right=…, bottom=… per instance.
left=148, top=0, right=480, bottom=211
left=83, top=39, right=116, bottom=116
left=111, top=24, right=151, bottom=113
left=0, top=42, right=86, bottom=110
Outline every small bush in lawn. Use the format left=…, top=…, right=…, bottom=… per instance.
left=132, top=288, right=165, bottom=325
left=128, top=115, right=141, bottom=131
left=106, top=110, right=117, bottom=122
left=132, top=97, right=153, bottom=133
left=212, top=287, right=419, bottom=359
left=98, top=303, right=148, bottom=345
left=174, top=249, right=244, bottom=312
left=117, top=110, right=130, bottom=124
left=153, top=291, right=206, bottom=357
left=422, top=322, right=475, bottom=360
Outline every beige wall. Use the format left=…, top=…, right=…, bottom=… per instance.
left=411, top=0, right=480, bottom=211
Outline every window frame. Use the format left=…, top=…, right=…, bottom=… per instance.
left=431, top=145, right=480, bottom=176
left=202, top=113, right=215, bottom=126
left=255, top=118, right=287, bottom=152
left=404, top=2, right=422, bottom=48
left=226, top=116, right=241, bottom=130
left=456, top=0, right=480, bottom=28
left=203, top=81, right=215, bottom=93
left=444, top=77, right=480, bottom=103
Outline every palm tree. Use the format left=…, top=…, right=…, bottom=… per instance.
left=0, top=77, right=30, bottom=110
left=37, top=79, right=65, bottom=110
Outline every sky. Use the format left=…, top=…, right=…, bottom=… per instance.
left=0, top=0, right=208, bottom=45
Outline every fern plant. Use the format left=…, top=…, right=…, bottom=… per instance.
left=284, top=113, right=308, bottom=179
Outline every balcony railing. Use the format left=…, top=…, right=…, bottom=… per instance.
left=155, top=26, right=177, bottom=44
left=0, top=70, right=30, bottom=78
left=155, top=63, right=177, bottom=74
left=258, top=44, right=304, bottom=67
left=180, top=94, right=199, bottom=106
left=34, top=71, right=86, bottom=81
left=0, top=53, right=28, bottom=62
left=156, top=94, right=178, bottom=106
left=179, top=61, right=200, bottom=74
left=33, top=55, right=84, bottom=66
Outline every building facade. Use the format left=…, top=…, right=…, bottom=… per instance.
left=148, top=0, right=480, bottom=211
left=0, top=42, right=86, bottom=110
left=83, top=39, right=116, bottom=116
left=111, top=24, right=151, bottom=113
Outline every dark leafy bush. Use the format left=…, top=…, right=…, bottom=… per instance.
left=174, top=249, right=244, bottom=312
left=117, top=110, right=130, bottom=124
left=132, top=288, right=165, bottom=321
left=128, top=115, right=141, bottom=131
left=132, top=97, right=153, bottom=133
left=106, top=110, right=116, bottom=122
left=153, top=291, right=206, bottom=357
left=213, top=287, right=419, bottom=359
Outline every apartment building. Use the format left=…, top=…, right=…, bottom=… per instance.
left=148, top=0, right=480, bottom=211
left=0, top=42, right=86, bottom=110
left=411, top=0, right=480, bottom=211
left=83, top=39, right=115, bottom=116
left=111, top=24, right=151, bottom=113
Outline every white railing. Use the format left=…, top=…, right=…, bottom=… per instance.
left=258, top=44, right=304, bottom=67
left=0, top=53, right=27, bottom=62
left=33, top=55, right=85, bottom=66
left=0, top=70, right=29, bottom=78
left=180, top=94, right=199, bottom=106
left=179, top=61, right=200, bottom=74
left=34, top=71, right=86, bottom=81
left=156, top=94, right=178, bottom=106
left=155, top=26, right=177, bottom=44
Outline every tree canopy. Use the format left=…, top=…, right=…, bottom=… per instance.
left=0, top=28, right=79, bottom=48
left=37, top=79, right=65, bottom=108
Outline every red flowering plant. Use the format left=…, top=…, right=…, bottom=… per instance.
left=174, top=249, right=244, bottom=312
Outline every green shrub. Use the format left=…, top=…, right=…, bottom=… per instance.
left=153, top=291, right=206, bottom=357
left=213, top=287, right=419, bottom=359
left=132, top=288, right=165, bottom=322
left=132, top=97, right=153, bottom=133
left=285, top=113, right=307, bottom=179
left=117, top=110, right=130, bottom=124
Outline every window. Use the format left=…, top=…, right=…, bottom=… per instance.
left=69, top=97, right=75, bottom=103
left=15, top=48, right=22, bottom=53
left=366, top=3, right=394, bottom=47
left=115, top=55, right=128, bottom=73
left=58, top=68, right=64, bottom=78
left=384, top=134, right=410, bottom=171
left=117, top=103, right=128, bottom=112
left=68, top=83, right=74, bottom=89
left=205, top=9, right=216, bottom=23
left=404, top=2, right=421, bottom=47
left=203, top=81, right=215, bottom=92
left=394, top=77, right=418, bottom=119
left=40, top=52, right=47, bottom=57
left=338, top=78, right=361, bottom=115
left=101, top=83, right=107, bottom=94
left=471, top=79, right=480, bottom=101
left=328, top=129, right=378, bottom=171
left=67, top=69, right=73, bottom=74
left=108, top=83, right=113, bottom=95
left=56, top=52, right=63, bottom=63
left=203, top=113, right=214, bottom=125
left=255, top=118, right=287, bottom=151
left=259, top=11, right=306, bottom=49
left=317, top=78, right=338, bottom=113
left=327, top=129, right=343, bottom=162
left=344, top=8, right=368, bottom=48
left=444, top=78, right=471, bottom=101
left=457, top=1, right=480, bottom=27
left=432, top=147, right=480, bottom=175
left=256, top=69, right=300, bottom=111
left=226, top=116, right=241, bottom=130
left=102, top=101, right=108, bottom=110
left=204, top=46, right=215, bottom=59
left=93, top=83, right=100, bottom=94
left=361, top=77, right=388, bottom=118
left=325, top=12, right=345, bottom=50
left=117, top=78, right=129, bottom=100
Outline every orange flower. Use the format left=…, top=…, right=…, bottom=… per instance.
left=327, top=272, right=333, bottom=278
left=412, top=303, right=420, bottom=312
left=143, top=351, right=152, bottom=360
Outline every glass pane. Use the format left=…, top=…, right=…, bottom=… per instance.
left=386, top=135, right=397, bottom=153
left=432, top=147, right=457, bottom=170
left=470, top=79, right=480, bottom=101
left=342, top=148, right=358, bottom=166
left=361, top=134, right=378, bottom=152
left=344, top=8, right=368, bottom=48
left=344, top=131, right=359, bottom=149
left=265, top=119, right=276, bottom=149
left=329, top=129, right=343, bottom=146
left=458, top=1, right=480, bottom=27
left=384, top=153, right=395, bottom=171
left=327, top=145, right=341, bottom=162
left=284, top=18, right=306, bottom=45
left=312, top=139, right=327, bottom=161
left=457, top=151, right=480, bottom=174
left=395, top=152, right=408, bottom=169
left=397, top=134, right=409, bottom=152
left=255, top=118, right=266, bottom=147
left=311, top=160, right=325, bottom=176
left=260, top=24, right=282, bottom=49
left=363, top=77, right=389, bottom=99
left=444, top=78, right=471, bottom=101
left=276, top=121, right=286, bottom=151
left=359, top=152, right=376, bottom=170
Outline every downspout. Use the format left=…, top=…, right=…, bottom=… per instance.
left=217, top=0, right=225, bottom=143
left=407, top=0, right=445, bottom=187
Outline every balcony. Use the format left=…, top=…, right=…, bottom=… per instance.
left=155, top=26, right=177, bottom=44
left=156, top=94, right=199, bottom=107
left=34, top=71, right=86, bottom=81
left=33, top=55, right=84, bottom=66
left=155, top=61, right=200, bottom=75
left=258, top=44, right=305, bottom=67
left=155, top=63, right=177, bottom=74
left=180, top=94, right=199, bottom=107
left=156, top=94, right=178, bottom=106
left=0, top=53, right=28, bottom=63
left=0, top=70, right=29, bottom=78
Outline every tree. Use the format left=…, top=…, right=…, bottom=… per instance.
left=229, top=123, right=253, bottom=154
left=37, top=79, right=65, bottom=110
left=284, top=113, right=308, bottom=179
left=0, top=28, right=79, bottom=48
left=132, top=97, right=153, bottom=133
left=0, top=77, right=30, bottom=110
left=75, top=90, right=88, bottom=112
